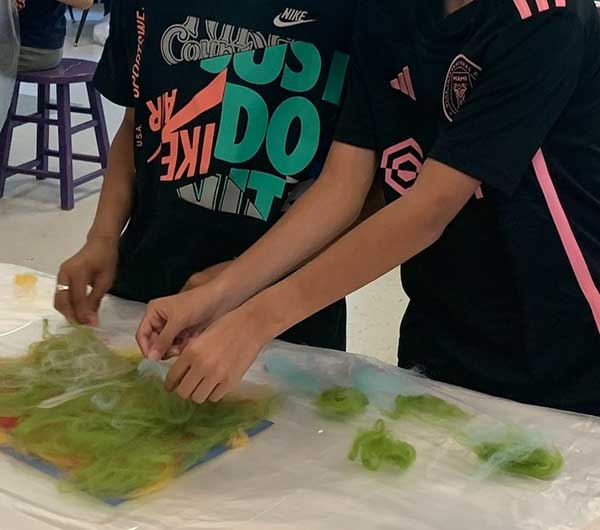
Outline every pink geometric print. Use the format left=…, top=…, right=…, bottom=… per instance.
left=381, top=138, right=423, bottom=195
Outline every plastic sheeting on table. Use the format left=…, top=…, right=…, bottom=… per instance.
left=0, top=0, right=18, bottom=130
left=0, top=263, right=599, bottom=530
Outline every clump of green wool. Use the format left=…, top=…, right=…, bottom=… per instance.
left=0, top=321, right=134, bottom=416
left=388, top=394, right=470, bottom=423
left=316, top=386, right=369, bottom=420
left=348, top=419, right=416, bottom=472
left=471, top=429, right=564, bottom=481
left=0, top=324, right=274, bottom=501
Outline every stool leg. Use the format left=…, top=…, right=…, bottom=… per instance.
left=36, top=84, right=50, bottom=179
left=86, top=82, right=110, bottom=169
left=57, top=84, right=74, bottom=210
left=74, top=8, right=89, bottom=47
left=0, top=82, right=20, bottom=199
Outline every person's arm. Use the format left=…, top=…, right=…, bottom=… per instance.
left=87, top=108, right=135, bottom=243
left=58, top=0, right=94, bottom=9
left=250, top=160, right=478, bottom=338
left=55, top=0, right=138, bottom=324
left=136, top=142, right=377, bottom=357
left=212, top=143, right=377, bottom=306
left=137, top=39, right=383, bottom=357
left=54, top=109, right=135, bottom=324
left=180, top=173, right=385, bottom=293
left=162, top=159, right=480, bottom=402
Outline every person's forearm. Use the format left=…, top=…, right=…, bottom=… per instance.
left=58, top=0, right=94, bottom=10
left=287, top=177, right=385, bottom=270
left=358, top=177, right=386, bottom=223
left=214, top=178, right=363, bottom=310
left=213, top=177, right=382, bottom=289
left=87, top=109, right=135, bottom=244
left=212, top=144, right=377, bottom=312
left=248, top=160, right=480, bottom=341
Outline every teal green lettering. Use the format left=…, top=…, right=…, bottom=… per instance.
left=247, top=171, right=286, bottom=220
left=229, top=168, right=250, bottom=191
left=234, top=45, right=287, bottom=85
left=200, top=55, right=232, bottom=74
left=215, top=83, right=269, bottom=164
left=281, top=42, right=321, bottom=93
left=322, top=51, right=350, bottom=105
left=267, top=97, right=320, bottom=176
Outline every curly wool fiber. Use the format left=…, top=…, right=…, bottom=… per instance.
left=348, top=419, right=416, bottom=472
left=0, top=321, right=133, bottom=416
left=316, top=387, right=369, bottom=420
left=470, top=429, right=564, bottom=481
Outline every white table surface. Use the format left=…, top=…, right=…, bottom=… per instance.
left=0, top=263, right=599, bottom=530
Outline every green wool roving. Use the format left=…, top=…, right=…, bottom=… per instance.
left=316, top=386, right=369, bottom=420
left=0, top=323, right=274, bottom=501
left=348, top=419, right=416, bottom=472
left=0, top=321, right=134, bottom=417
left=388, top=394, right=470, bottom=423
left=471, top=429, right=564, bottom=480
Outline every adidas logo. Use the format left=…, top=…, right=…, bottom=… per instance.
left=390, top=66, right=416, bottom=101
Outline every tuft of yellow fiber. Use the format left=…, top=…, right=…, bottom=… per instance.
left=227, top=429, right=250, bottom=449
left=14, top=273, right=38, bottom=290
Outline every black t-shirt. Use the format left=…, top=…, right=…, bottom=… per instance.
left=94, top=0, right=354, bottom=349
left=336, top=0, right=600, bottom=415
left=19, top=0, right=66, bottom=50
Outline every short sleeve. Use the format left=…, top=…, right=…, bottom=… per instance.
left=429, top=10, right=585, bottom=195
left=93, top=0, right=135, bottom=108
left=334, top=56, right=377, bottom=150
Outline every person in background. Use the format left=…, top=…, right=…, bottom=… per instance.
left=55, top=1, right=368, bottom=353
left=17, top=0, right=94, bottom=72
left=136, top=0, right=600, bottom=417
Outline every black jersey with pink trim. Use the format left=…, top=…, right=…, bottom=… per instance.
left=335, top=0, right=600, bottom=415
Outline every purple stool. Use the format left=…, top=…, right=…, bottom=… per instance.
left=0, top=59, right=109, bottom=210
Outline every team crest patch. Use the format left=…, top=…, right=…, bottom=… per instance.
left=443, top=54, right=482, bottom=122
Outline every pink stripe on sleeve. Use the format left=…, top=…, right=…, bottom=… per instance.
left=513, top=0, right=533, bottom=18
left=532, top=149, right=600, bottom=333
left=535, top=0, right=550, bottom=10
left=555, top=0, right=567, bottom=7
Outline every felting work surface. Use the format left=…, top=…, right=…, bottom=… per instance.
left=0, top=263, right=599, bottom=530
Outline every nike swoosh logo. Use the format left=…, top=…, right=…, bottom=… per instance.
left=273, top=15, right=317, bottom=27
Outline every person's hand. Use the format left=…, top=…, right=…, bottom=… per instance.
left=15, top=0, right=25, bottom=11
left=164, top=303, right=273, bottom=403
left=54, top=237, right=118, bottom=326
left=136, top=285, right=227, bottom=361
left=180, top=260, right=232, bottom=292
